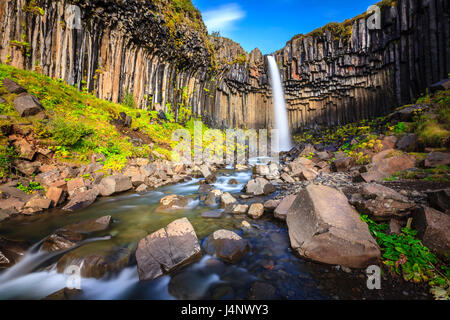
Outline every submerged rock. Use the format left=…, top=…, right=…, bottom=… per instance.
left=156, top=194, right=190, bottom=212
left=0, top=237, right=30, bottom=269
left=42, top=216, right=112, bottom=252
left=286, top=185, right=380, bottom=268
left=135, top=218, right=201, bottom=281
left=202, top=230, right=249, bottom=263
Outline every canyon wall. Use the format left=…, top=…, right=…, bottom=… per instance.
left=274, top=0, right=450, bottom=130
left=0, top=0, right=449, bottom=131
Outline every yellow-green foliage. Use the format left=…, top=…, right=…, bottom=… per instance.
left=0, top=63, right=194, bottom=171
left=414, top=90, right=450, bottom=148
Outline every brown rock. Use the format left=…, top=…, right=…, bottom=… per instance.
left=220, top=192, right=237, bottom=208
left=156, top=195, right=190, bottom=212
left=67, top=177, right=86, bottom=197
left=46, top=187, right=64, bottom=207
left=13, top=94, right=43, bottom=117
left=12, top=138, right=35, bottom=160
left=202, top=230, right=249, bottom=263
left=331, top=157, right=355, bottom=172
left=0, top=237, right=30, bottom=269
left=2, top=78, right=26, bottom=94
left=135, top=218, right=201, bottom=281
left=263, top=199, right=280, bottom=212
left=231, top=204, right=249, bottom=215
left=361, top=150, right=416, bottom=182
left=351, top=183, right=416, bottom=222
left=286, top=185, right=380, bottom=268
left=426, top=189, right=450, bottom=214
left=97, top=174, right=132, bottom=197
left=248, top=203, right=264, bottom=219
left=424, top=152, right=450, bottom=168
left=62, top=189, right=99, bottom=212
left=274, top=195, right=296, bottom=221
left=412, top=207, right=450, bottom=257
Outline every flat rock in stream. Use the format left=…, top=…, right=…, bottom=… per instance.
left=0, top=237, right=30, bottom=269
left=42, top=216, right=112, bottom=252
left=135, top=218, right=202, bottom=281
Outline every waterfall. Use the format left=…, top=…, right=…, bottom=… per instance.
left=267, top=56, right=292, bottom=152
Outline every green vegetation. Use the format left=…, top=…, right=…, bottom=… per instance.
left=22, top=0, right=45, bottom=16
left=17, top=181, right=43, bottom=194
left=361, top=215, right=449, bottom=299
left=0, top=145, right=16, bottom=179
left=0, top=63, right=199, bottom=172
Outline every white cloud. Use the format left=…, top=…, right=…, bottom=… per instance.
left=203, top=3, right=245, bottom=33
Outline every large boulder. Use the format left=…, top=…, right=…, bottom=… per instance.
left=351, top=183, right=417, bottom=222
left=97, top=174, right=132, bottom=197
left=412, top=207, right=450, bottom=258
left=286, top=185, right=380, bottom=268
left=202, top=230, right=250, bottom=263
left=62, top=189, right=99, bottom=212
left=361, top=150, right=416, bottom=182
left=13, top=94, right=43, bottom=117
left=135, top=218, right=201, bottom=281
left=274, top=195, right=296, bottom=221
left=245, top=178, right=276, bottom=196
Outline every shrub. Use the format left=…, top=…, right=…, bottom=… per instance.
left=122, top=91, right=136, bottom=109
left=0, top=145, right=16, bottom=178
left=49, top=118, right=93, bottom=147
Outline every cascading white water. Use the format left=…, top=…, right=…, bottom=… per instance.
left=267, top=55, right=292, bottom=152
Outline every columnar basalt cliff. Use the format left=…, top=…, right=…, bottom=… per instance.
left=274, top=0, right=450, bottom=130
left=0, top=0, right=448, bottom=131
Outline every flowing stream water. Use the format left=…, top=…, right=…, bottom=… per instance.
left=0, top=160, right=428, bottom=300
left=267, top=56, right=292, bottom=152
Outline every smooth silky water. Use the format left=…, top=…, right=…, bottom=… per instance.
left=0, top=160, right=382, bottom=300
left=267, top=55, right=292, bottom=152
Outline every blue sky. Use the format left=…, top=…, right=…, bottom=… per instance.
left=192, top=0, right=377, bottom=54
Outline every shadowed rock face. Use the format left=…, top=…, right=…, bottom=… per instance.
left=286, top=184, right=381, bottom=268
left=135, top=218, right=202, bottom=281
left=1, top=0, right=447, bottom=131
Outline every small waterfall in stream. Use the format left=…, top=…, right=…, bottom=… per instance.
left=267, top=55, right=292, bottom=152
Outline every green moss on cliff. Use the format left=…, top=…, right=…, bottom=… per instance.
left=0, top=64, right=197, bottom=171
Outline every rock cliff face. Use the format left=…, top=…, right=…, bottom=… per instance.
left=274, top=0, right=450, bottom=130
left=1, top=0, right=448, bottom=131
